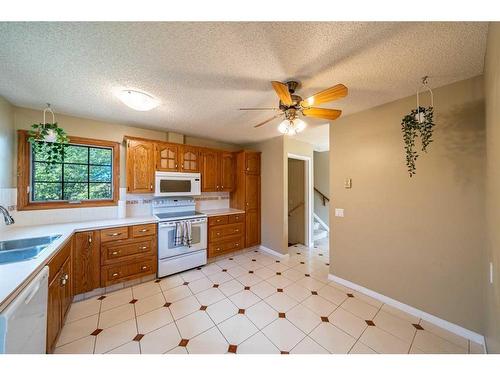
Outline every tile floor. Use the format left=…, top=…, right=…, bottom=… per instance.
left=55, top=240, right=485, bottom=354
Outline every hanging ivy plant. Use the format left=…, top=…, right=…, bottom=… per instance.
left=27, top=122, right=69, bottom=164
left=401, top=106, right=435, bottom=177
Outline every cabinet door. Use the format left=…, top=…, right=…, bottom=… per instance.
left=46, top=271, right=62, bottom=353
left=220, top=152, right=235, bottom=192
left=245, top=152, right=261, bottom=175
left=126, top=139, right=154, bottom=193
left=245, top=210, right=260, bottom=247
left=245, top=174, right=260, bottom=211
left=200, top=149, right=219, bottom=192
left=60, top=255, right=73, bottom=320
left=180, top=146, right=200, bottom=172
left=73, top=231, right=101, bottom=295
left=155, top=143, right=179, bottom=172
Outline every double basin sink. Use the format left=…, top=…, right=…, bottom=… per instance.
left=0, top=235, right=61, bottom=265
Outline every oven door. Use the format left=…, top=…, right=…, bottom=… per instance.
left=154, top=172, right=201, bottom=197
left=158, top=218, right=207, bottom=259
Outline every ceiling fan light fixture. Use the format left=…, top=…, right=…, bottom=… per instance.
left=278, top=118, right=306, bottom=136
left=116, top=89, right=159, bottom=111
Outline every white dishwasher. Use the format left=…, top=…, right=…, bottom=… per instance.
left=0, top=266, right=49, bottom=354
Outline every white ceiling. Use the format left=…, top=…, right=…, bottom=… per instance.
left=0, top=22, right=488, bottom=148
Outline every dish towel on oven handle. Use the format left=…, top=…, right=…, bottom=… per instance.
left=174, top=220, right=192, bottom=247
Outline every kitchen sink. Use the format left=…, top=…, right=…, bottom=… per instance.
left=0, top=235, right=62, bottom=264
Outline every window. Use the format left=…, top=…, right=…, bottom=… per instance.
left=17, top=131, right=120, bottom=210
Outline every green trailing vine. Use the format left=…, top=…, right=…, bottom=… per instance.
left=401, top=106, right=435, bottom=177
left=27, top=122, right=69, bottom=164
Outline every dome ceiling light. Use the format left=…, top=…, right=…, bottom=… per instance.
left=116, top=89, right=160, bottom=111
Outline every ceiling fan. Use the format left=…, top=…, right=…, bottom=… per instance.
left=240, top=80, right=348, bottom=135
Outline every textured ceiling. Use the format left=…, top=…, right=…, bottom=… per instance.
left=0, top=22, right=488, bottom=147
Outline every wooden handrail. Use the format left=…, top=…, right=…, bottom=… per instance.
left=314, top=187, right=330, bottom=206
left=288, top=202, right=304, bottom=217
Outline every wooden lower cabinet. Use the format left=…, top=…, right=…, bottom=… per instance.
left=208, top=214, right=245, bottom=258
left=46, top=240, right=73, bottom=354
left=100, top=224, right=157, bottom=287
left=73, top=231, right=101, bottom=295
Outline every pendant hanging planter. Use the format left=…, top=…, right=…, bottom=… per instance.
left=401, top=77, right=435, bottom=177
left=27, top=104, right=69, bottom=164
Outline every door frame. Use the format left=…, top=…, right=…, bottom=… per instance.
left=287, top=153, right=313, bottom=247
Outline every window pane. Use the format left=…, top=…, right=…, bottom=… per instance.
left=64, top=145, right=88, bottom=163
left=34, top=162, right=62, bottom=182
left=64, top=164, right=88, bottom=182
left=90, top=165, right=111, bottom=182
left=33, top=143, right=63, bottom=163
left=63, top=183, right=88, bottom=200
left=90, top=148, right=112, bottom=165
left=90, top=183, right=112, bottom=199
left=33, top=182, right=62, bottom=201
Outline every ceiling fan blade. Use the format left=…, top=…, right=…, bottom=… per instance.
left=240, top=107, right=279, bottom=111
left=302, top=108, right=342, bottom=121
left=271, top=81, right=293, bottom=106
left=253, top=114, right=282, bottom=128
left=300, top=84, right=348, bottom=107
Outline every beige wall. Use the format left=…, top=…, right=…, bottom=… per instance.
left=484, top=22, right=500, bottom=353
left=313, top=151, right=330, bottom=226
left=253, top=136, right=287, bottom=254
left=0, top=97, right=15, bottom=188
left=288, top=158, right=305, bottom=245
left=12, top=106, right=239, bottom=189
left=330, top=75, right=486, bottom=333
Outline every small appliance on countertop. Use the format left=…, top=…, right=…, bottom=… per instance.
left=153, top=197, right=207, bottom=278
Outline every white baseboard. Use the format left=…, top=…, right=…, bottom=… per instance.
left=259, top=245, right=290, bottom=259
left=328, top=274, right=486, bottom=348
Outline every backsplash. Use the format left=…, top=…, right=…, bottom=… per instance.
left=0, top=187, right=230, bottom=228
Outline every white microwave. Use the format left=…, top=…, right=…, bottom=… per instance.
left=154, top=172, right=201, bottom=197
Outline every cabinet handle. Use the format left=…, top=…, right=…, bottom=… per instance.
left=175, top=163, right=178, bottom=168
left=107, top=232, right=122, bottom=237
left=112, top=272, right=119, bottom=277
left=60, top=279, right=67, bottom=286
left=235, top=243, right=239, bottom=246
left=139, top=228, right=149, bottom=232
left=150, top=184, right=153, bottom=190
left=88, top=235, right=92, bottom=244
left=246, top=167, right=249, bottom=171
left=235, top=229, right=239, bottom=232
left=140, top=246, right=148, bottom=250
left=221, top=185, right=224, bottom=189
left=64, top=274, right=69, bottom=281
left=141, top=265, right=148, bottom=270
left=112, top=251, right=119, bottom=255
left=182, top=164, right=184, bottom=169
left=216, top=248, right=221, bottom=251
left=216, top=185, right=219, bottom=190
left=235, top=216, right=239, bottom=220
left=216, top=232, right=220, bottom=236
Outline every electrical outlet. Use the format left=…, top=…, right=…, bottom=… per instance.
left=335, top=208, right=344, bottom=217
left=490, top=262, right=494, bottom=284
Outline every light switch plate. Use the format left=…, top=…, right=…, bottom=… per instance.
left=335, top=208, right=344, bottom=217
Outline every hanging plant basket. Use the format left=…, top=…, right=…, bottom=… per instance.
left=27, top=104, right=69, bottom=164
left=401, top=78, right=435, bottom=177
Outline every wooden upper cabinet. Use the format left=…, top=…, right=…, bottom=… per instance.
left=200, top=149, right=219, bottom=192
left=155, top=142, right=179, bottom=172
left=73, top=231, right=101, bottom=295
left=126, top=139, right=154, bottom=193
left=220, top=152, right=235, bottom=192
left=245, top=152, right=261, bottom=175
left=180, top=145, right=200, bottom=172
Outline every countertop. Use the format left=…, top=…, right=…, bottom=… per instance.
left=200, top=208, right=246, bottom=217
left=0, top=216, right=157, bottom=312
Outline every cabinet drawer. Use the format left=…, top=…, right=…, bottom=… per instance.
left=209, top=215, right=228, bottom=227
left=227, top=213, right=245, bottom=224
left=209, top=223, right=244, bottom=242
left=132, top=223, right=156, bottom=238
left=208, top=236, right=244, bottom=257
left=102, top=239, right=155, bottom=265
left=101, top=226, right=129, bottom=242
left=101, top=256, right=157, bottom=286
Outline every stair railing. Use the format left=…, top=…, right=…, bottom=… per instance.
left=314, top=187, right=330, bottom=206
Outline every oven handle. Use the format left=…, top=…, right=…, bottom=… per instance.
left=159, top=218, right=207, bottom=228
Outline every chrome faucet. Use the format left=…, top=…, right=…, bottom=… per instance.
left=0, top=205, right=14, bottom=225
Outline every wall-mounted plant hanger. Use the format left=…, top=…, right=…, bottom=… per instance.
left=27, top=103, right=69, bottom=164
left=401, top=76, right=435, bottom=177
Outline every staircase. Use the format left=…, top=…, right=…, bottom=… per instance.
left=313, top=215, right=328, bottom=241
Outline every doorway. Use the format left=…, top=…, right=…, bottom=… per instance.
left=287, top=154, right=313, bottom=247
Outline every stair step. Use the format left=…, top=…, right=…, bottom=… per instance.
left=313, top=229, right=328, bottom=241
